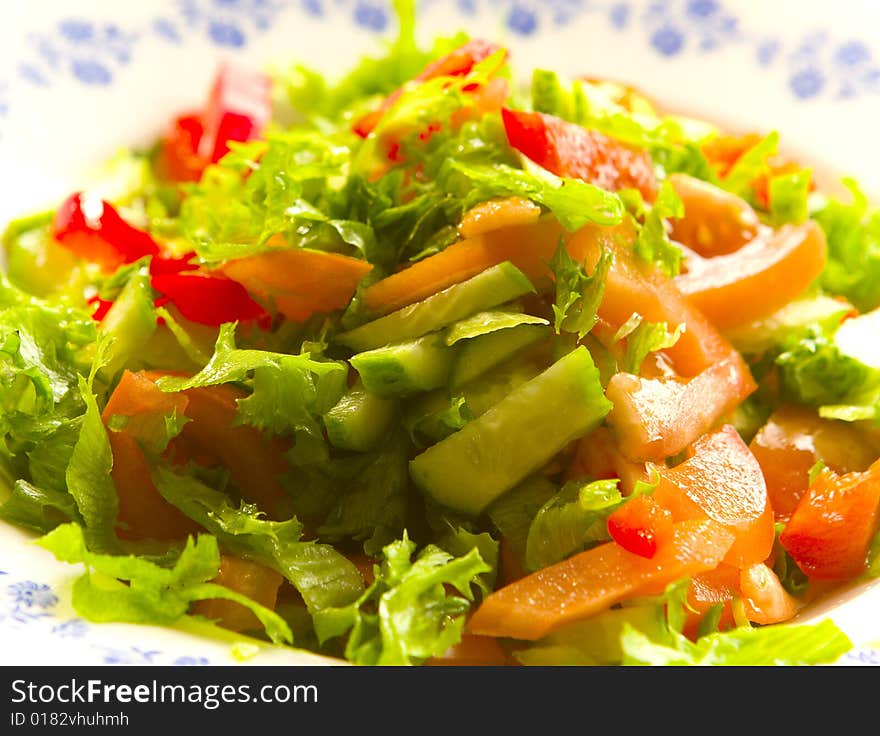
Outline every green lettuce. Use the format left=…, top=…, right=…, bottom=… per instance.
left=157, top=324, right=347, bottom=447
left=524, top=479, right=622, bottom=572
left=313, top=533, right=488, bottom=665
left=632, top=180, right=684, bottom=277
left=549, top=238, right=610, bottom=339
left=36, top=522, right=292, bottom=644
left=154, top=468, right=365, bottom=612
left=813, top=178, right=880, bottom=313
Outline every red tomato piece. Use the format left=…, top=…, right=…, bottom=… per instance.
left=653, top=425, right=775, bottom=568
left=606, top=496, right=674, bottom=559
left=749, top=405, right=880, bottom=522
left=53, top=192, right=160, bottom=272
left=501, top=107, right=657, bottom=200
left=191, top=555, right=284, bottom=633
left=779, top=460, right=880, bottom=580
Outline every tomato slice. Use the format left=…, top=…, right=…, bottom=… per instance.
left=424, top=634, right=513, bottom=666
left=779, top=460, right=880, bottom=580
left=467, top=519, right=733, bottom=641
left=749, top=405, right=880, bottom=522
left=674, top=221, right=827, bottom=330
left=501, top=107, right=657, bottom=201
left=653, top=425, right=775, bottom=568
left=606, top=353, right=756, bottom=463
left=667, top=173, right=760, bottom=256
left=102, top=371, right=201, bottom=541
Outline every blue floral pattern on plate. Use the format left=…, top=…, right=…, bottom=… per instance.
left=3, top=0, right=878, bottom=102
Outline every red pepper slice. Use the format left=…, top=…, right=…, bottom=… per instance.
left=160, top=114, right=207, bottom=183
left=87, top=294, right=114, bottom=322
left=149, top=251, right=199, bottom=276
left=53, top=192, right=161, bottom=272
left=150, top=271, right=270, bottom=328
left=160, top=64, right=271, bottom=182
left=606, top=495, right=674, bottom=559
left=199, top=62, right=272, bottom=164
left=501, top=107, right=657, bottom=201
left=352, top=39, right=506, bottom=138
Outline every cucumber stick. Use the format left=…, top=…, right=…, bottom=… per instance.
left=323, top=381, right=397, bottom=452
left=409, top=346, right=612, bottom=515
left=337, top=261, right=534, bottom=352
left=100, top=270, right=157, bottom=380
left=450, top=323, right=551, bottom=389
left=350, top=333, right=456, bottom=398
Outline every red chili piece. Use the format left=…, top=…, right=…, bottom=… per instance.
left=606, top=495, right=674, bottom=559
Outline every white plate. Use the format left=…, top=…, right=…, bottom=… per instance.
left=1, top=0, right=880, bottom=666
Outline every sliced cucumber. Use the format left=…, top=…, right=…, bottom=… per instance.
left=337, top=262, right=535, bottom=352
left=100, top=269, right=157, bottom=380
left=323, top=380, right=397, bottom=452
left=409, top=346, right=612, bottom=515
left=450, top=323, right=551, bottom=389
left=349, top=333, right=456, bottom=398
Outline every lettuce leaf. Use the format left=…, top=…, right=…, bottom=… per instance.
left=524, top=479, right=622, bottom=572
left=487, top=475, right=557, bottom=567
left=439, top=160, right=625, bottom=230
left=154, top=468, right=364, bottom=612
left=313, top=533, right=488, bottom=665
left=157, top=324, right=347, bottom=445
left=769, top=169, right=811, bottom=226
left=0, top=479, right=81, bottom=534
left=36, top=522, right=292, bottom=644
left=814, top=178, right=880, bottom=313
left=632, top=180, right=684, bottom=277
left=549, top=238, right=610, bottom=339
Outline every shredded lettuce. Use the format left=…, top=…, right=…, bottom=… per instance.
left=36, top=522, right=292, bottom=644
left=154, top=468, right=364, bottom=613
left=313, top=533, right=488, bottom=665
left=814, top=178, right=880, bottom=313
left=632, top=180, right=684, bottom=277
left=549, top=238, right=610, bottom=339
left=769, top=169, right=812, bottom=226
left=157, top=324, right=347, bottom=447
left=524, top=479, right=622, bottom=572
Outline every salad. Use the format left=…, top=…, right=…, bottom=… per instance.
left=2, top=3, right=880, bottom=666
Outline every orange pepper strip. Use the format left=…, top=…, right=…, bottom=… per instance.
left=102, top=371, right=201, bottom=541
left=218, top=247, right=373, bottom=322
left=674, top=221, right=827, bottom=330
left=190, top=555, right=284, bottom=633
left=362, top=218, right=567, bottom=315
left=467, top=519, right=733, bottom=641
left=653, top=425, right=775, bottom=569
left=175, top=382, right=292, bottom=519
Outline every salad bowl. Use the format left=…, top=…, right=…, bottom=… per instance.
left=1, top=0, right=880, bottom=666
